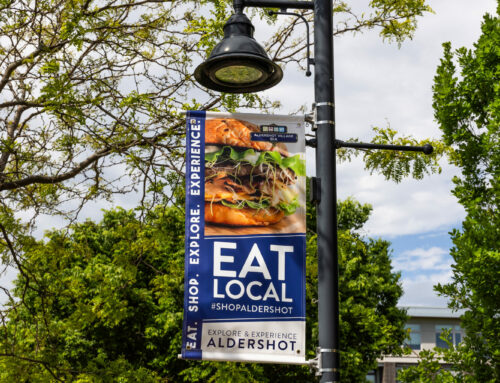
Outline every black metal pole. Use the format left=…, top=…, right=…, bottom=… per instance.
left=314, top=0, right=339, bottom=382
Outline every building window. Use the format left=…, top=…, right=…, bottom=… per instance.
left=365, top=372, right=376, bottom=382
left=404, top=324, right=421, bottom=350
left=435, top=325, right=462, bottom=348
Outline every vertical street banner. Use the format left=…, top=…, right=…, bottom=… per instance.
left=181, top=111, right=307, bottom=364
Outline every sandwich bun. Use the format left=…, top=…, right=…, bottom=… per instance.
left=205, top=203, right=284, bottom=226
left=205, top=118, right=288, bottom=157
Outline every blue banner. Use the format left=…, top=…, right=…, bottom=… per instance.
left=182, top=112, right=307, bottom=364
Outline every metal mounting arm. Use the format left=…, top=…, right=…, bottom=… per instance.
left=306, top=139, right=434, bottom=155
left=236, top=0, right=314, bottom=11
left=336, top=140, right=434, bottom=154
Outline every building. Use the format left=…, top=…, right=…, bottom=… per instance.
left=366, top=306, right=465, bottom=383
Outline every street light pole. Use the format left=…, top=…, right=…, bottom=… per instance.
left=313, top=0, right=339, bottom=381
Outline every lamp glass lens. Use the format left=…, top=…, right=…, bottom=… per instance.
left=214, top=65, right=263, bottom=84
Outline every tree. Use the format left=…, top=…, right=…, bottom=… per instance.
left=398, top=4, right=500, bottom=382
left=0, top=197, right=407, bottom=382
left=397, top=349, right=456, bottom=383
left=0, top=207, right=186, bottom=382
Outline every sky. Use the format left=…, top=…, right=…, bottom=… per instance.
left=1, top=0, right=497, bottom=308
left=258, top=0, right=498, bottom=307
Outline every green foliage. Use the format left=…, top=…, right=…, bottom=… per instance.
left=0, top=199, right=406, bottom=382
left=337, top=126, right=450, bottom=183
left=1, top=0, right=280, bottom=221
left=336, top=208, right=408, bottom=381
left=369, top=0, right=434, bottom=43
left=433, top=4, right=500, bottom=381
left=398, top=4, right=500, bottom=382
left=397, top=349, right=456, bottom=383
left=0, top=207, right=188, bottom=382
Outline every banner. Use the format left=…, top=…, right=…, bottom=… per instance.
left=181, top=111, right=307, bottom=364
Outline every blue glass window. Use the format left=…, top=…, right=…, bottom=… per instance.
left=405, top=324, right=421, bottom=350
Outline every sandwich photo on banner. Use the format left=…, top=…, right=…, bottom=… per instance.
left=203, top=114, right=306, bottom=236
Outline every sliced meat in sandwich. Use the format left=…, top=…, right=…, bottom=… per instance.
left=204, top=118, right=305, bottom=226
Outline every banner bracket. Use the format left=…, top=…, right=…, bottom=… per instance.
left=310, top=347, right=340, bottom=379
left=308, top=353, right=320, bottom=376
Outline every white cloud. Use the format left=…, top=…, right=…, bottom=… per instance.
left=337, top=158, right=465, bottom=237
left=393, top=246, right=452, bottom=272
left=399, top=270, right=453, bottom=306
left=418, top=231, right=453, bottom=240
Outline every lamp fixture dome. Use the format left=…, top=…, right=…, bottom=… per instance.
left=194, top=13, right=283, bottom=93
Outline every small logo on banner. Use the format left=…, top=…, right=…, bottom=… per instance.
left=253, top=124, right=297, bottom=142
left=261, top=124, right=287, bottom=133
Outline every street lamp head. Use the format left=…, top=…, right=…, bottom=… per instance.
left=194, top=12, right=283, bottom=93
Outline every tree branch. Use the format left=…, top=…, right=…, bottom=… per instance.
left=0, top=41, right=66, bottom=94
left=0, top=148, right=112, bottom=191
left=0, top=353, right=63, bottom=382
